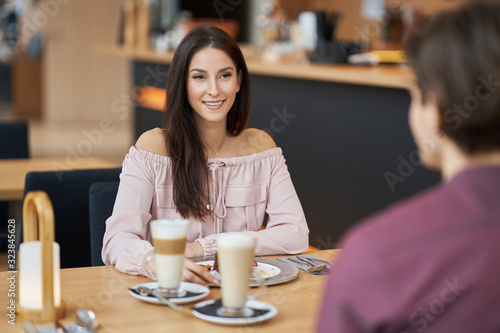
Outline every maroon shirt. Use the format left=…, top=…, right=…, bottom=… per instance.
left=317, top=166, right=500, bottom=333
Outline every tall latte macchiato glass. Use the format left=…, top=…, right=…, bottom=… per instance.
left=216, top=233, right=266, bottom=317
left=143, top=219, right=189, bottom=297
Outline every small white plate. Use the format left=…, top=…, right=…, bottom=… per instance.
left=255, top=262, right=281, bottom=278
left=197, top=260, right=281, bottom=279
left=129, top=282, right=209, bottom=304
left=196, top=258, right=298, bottom=287
left=192, top=299, right=278, bottom=326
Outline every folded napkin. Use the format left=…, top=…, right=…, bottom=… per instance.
left=277, top=255, right=333, bottom=275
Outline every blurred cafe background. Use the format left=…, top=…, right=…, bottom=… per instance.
left=0, top=0, right=467, bottom=269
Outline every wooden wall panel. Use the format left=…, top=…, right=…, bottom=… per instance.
left=43, top=0, right=129, bottom=121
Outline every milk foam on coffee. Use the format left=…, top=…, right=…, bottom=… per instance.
left=151, top=219, right=188, bottom=289
left=151, top=219, right=187, bottom=239
left=217, top=234, right=256, bottom=308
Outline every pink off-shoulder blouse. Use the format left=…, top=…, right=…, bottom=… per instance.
left=102, top=146, right=309, bottom=275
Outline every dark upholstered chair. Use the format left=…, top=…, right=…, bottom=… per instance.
left=23, top=168, right=121, bottom=268
left=0, top=121, right=30, bottom=251
left=0, top=121, right=30, bottom=159
left=89, top=181, right=119, bottom=266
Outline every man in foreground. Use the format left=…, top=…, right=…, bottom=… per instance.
left=318, top=1, right=500, bottom=332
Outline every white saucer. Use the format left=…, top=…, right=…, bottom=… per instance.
left=129, top=282, right=209, bottom=304
left=192, top=300, right=278, bottom=326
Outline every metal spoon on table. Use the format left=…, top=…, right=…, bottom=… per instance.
left=296, top=255, right=330, bottom=273
left=75, top=309, right=99, bottom=332
left=131, top=286, right=183, bottom=311
left=288, top=257, right=327, bottom=273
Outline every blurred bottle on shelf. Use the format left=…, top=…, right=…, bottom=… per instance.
left=120, top=0, right=152, bottom=50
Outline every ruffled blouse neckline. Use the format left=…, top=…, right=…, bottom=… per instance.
left=128, top=146, right=283, bottom=166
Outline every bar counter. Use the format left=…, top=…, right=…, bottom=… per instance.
left=95, top=44, right=413, bottom=89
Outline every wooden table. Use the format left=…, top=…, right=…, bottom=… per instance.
left=0, top=156, right=119, bottom=201
left=1, top=250, right=340, bottom=332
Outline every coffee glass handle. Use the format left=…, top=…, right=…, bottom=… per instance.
left=247, top=270, right=266, bottom=301
left=143, top=249, right=158, bottom=281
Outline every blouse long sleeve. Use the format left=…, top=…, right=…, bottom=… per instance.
left=102, top=149, right=158, bottom=275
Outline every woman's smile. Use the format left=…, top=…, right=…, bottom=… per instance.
left=203, top=100, right=226, bottom=110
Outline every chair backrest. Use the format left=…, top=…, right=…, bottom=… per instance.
left=89, top=181, right=120, bottom=266
left=0, top=121, right=30, bottom=251
left=0, top=121, right=30, bottom=159
left=23, top=167, right=122, bottom=268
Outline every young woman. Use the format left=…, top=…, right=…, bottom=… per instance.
left=102, top=26, right=309, bottom=286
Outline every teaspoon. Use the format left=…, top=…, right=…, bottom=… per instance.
left=131, top=286, right=183, bottom=311
left=76, top=309, right=99, bottom=332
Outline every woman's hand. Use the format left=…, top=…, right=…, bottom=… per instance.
left=144, top=256, right=219, bottom=287
left=185, top=241, right=204, bottom=258
left=181, top=258, right=220, bottom=287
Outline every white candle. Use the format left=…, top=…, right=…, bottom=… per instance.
left=19, top=241, right=61, bottom=309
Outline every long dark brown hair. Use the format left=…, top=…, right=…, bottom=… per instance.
left=164, top=26, right=250, bottom=220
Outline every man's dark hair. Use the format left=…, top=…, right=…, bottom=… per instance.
left=405, top=1, right=500, bottom=154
